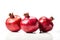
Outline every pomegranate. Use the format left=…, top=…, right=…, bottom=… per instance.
left=5, top=13, right=21, bottom=32
left=39, top=16, right=54, bottom=33
left=20, top=13, right=39, bottom=33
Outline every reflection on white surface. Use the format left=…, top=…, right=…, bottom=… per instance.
left=6, top=32, right=53, bottom=40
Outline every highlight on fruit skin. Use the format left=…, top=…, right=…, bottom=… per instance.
left=20, top=12, right=39, bottom=33
left=39, top=16, right=54, bottom=33
left=5, top=13, right=21, bottom=32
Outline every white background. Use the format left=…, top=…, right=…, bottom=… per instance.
left=0, top=0, right=60, bottom=40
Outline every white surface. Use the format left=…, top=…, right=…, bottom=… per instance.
left=0, top=0, right=60, bottom=40
left=6, top=32, right=53, bottom=40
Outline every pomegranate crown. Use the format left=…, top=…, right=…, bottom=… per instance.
left=24, top=12, right=30, bottom=18
left=9, top=13, right=15, bottom=18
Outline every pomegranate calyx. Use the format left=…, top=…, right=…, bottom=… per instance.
left=24, top=13, right=30, bottom=18
left=50, top=16, right=54, bottom=21
left=9, top=13, right=15, bottom=18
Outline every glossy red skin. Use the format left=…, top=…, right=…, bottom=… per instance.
left=20, top=16, right=39, bottom=33
left=39, top=16, right=53, bottom=32
left=6, top=15, right=21, bottom=32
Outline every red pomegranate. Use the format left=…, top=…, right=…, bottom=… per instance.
left=39, top=16, right=54, bottom=33
left=20, top=13, right=39, bottom=33
left=5, top=13, right=21, bottom=32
